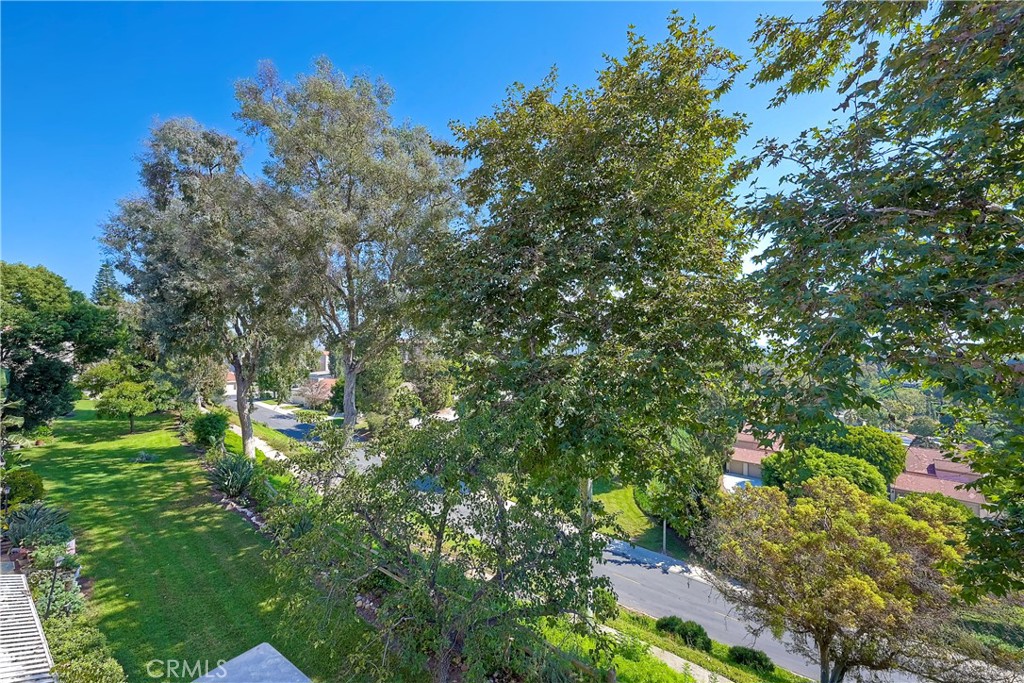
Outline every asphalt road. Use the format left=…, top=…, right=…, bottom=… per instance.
left=232, top=398, right=919, bottom=682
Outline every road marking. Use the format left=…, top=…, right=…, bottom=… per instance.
left=712, top=610, right=740, bottom=622
left=606, top=570, right=643, bottom=585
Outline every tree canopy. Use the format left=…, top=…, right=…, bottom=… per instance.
left=699, top=476, right=983, bottom=683
left=762, top=446, right=888, bottom=498
left=234, top=58, right=462, bottom=428
left=432, top=15, right=753, bottom=495
left=790, top=424, right=905, bottom=485
left=103, top=118, right=313, bottom=457
left=744, top=2, right=1024, bottom=596
left=1, top=262, right=118, bottom=429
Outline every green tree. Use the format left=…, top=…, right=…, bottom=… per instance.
left=272, top=418, right=610, bottom=683
left=700, top=477, right=970, bottom=683
left=235, top=58, right=462, bottom=429
left=96, top=381, right=155, bottom=433
left=103, top=118, right=313, bottom=458
left=90, top=262, right=122, bottom=307
left=352, top=345, right=403, bottom=415
left=431, top=15, right=753, bottom=565
left=744, top=2, right=1024, bottom=597
left=762, top=446, right=888, bottom=498
left=1, top=263, right=118, bottom=430
left=791, top=425, right=905, bottom=485
left=404, top=352, right=456, bottom=414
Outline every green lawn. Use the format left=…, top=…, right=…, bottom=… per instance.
left=607, top=609, right=812, bottom=683
left=25, top=402, right=366, bottom=682
left=593, top=479, right=693, bottom=562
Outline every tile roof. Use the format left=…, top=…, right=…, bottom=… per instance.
left=729, top=431, right=778, bottom=465
left=892, top=471, right=986, bottom=506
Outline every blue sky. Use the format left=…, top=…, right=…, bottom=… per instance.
left=2, top=2, right=834, bottom=293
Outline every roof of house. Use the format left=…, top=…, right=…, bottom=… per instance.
left=225, top=370, right=236, bottom=383
left=892, top=471, right=986, bottom=506
left=729, top=431, right=778, bottom=465
left=895, top=444, right=985, bottom=506
left=0, top=574, right=55, bottom=683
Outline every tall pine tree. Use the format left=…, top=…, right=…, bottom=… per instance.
left=91, top=262, right=122, bottom=307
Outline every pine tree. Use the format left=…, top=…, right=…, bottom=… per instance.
left=91, top=262, right=122, bottom=307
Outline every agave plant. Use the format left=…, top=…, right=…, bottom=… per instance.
left=207, top=455, right=254, bottom=498
left=4, top=502, right=71, bottom=547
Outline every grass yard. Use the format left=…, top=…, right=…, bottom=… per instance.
left=25, top=401, right=367, bottom=682
left=593, top=479, right=693, bottom=562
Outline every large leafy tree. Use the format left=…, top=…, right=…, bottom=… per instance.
left=762, top=445, right=888, bottom=497
left=0, top=262, right=118, bottom=429
left=790, top=424, right=906, bottom=485
left=744, top=2, right=1024, bottom=597
left=700, top=477, right=1017, bottom=683
left=271, top=418, right=609, bottom=683
left=432, top=15, right=752, bottom=534
left=235, top=58, right=462, bottom=429
left=103, top=118, right=312, bottom=457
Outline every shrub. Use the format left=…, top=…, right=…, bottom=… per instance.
left=207, top=454, right=254, bottom=498
left=4, top=502, right=70, bottom=546
left=728, top=645, right=774, bottom=675
left=654, top=616, right=711, bottom=652
left=34, top=578, right=85, bottom=617
left=192, top=411, right=229, bottom=450
left=4, top=469, right=45, bottom=504
left=44, top=614, right=128, bottom=683
left=27, top=425, right=54, bottom=440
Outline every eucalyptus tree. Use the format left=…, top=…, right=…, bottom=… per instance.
left=744, top=2, right=1024, bottom=597
left=235, top=58, right=462, bottom=428
left=103, top=118, right=312, bottom=457
left=431, top=15, right=753, bottom=526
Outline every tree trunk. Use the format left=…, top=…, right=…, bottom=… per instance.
left=234, top=363, right=255, bottom=459
left=129, top=414, right=135, bottom=434
left=819, top=641, right=830, bottom=683
left=343, top=363, right=358, bottom=430
left=580, top=476, right=594, bottom=619
left=662, top=518, right=667, bottom=555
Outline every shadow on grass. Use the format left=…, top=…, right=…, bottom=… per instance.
left=26, top=402, right=375, bottom=682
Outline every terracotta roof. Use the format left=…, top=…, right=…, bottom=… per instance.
left=729, top=431, right=778, bottom=465
left=225, top=370, right=236, bottom=382
left=892, top=471, right=986, bottom=506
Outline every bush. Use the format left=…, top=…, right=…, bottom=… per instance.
left=192, top=410, right=229, bottom=450
left=27, top=425, right=54, bottom=440
left=728, top=645, right=774, bottom=675
left=44, top=614, right=128, bottom=683
left=4, top=469, right=45, bottom=505
left=33, top=577, right=85, bottom=617
left=207, top=454, right=254, bottom=498
left=654, top=616, right=711, bottom=652
left=4, top=502, right=70, bottom=546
